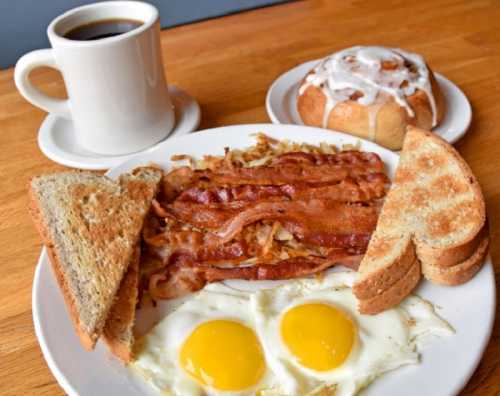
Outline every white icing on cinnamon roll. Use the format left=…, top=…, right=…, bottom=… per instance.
left=299, top=46, right=437, bottom=130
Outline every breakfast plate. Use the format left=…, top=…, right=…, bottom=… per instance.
left=266, top=60, right=472, bottom=146
left=32, top=124, right=494, bottom=396
left=37, top=85, right=201, bottom=170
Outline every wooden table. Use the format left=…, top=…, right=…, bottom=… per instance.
left=1, top=0, right=499, bottom=394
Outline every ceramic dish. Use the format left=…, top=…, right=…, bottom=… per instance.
left=38, top=85, right=201, bottom=170
left=266, top=60, right=472, bottom=146
left=33, top=124, right=494, bottom=396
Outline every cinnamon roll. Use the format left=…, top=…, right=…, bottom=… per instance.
left=297, top=46, right=446, bottom=150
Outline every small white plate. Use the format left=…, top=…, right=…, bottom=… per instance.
left=38, top=85, right=201, bottom=170
left=266, top=60, right=472, bottom=145
left=32, top=124, right=494, bottom=396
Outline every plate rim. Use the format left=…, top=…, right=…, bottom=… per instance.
left=33, top=249, right=76, bottom=396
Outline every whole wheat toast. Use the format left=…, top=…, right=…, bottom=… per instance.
left=102, top=245, right=140, bottom=362
left=29, top=167, right=161, bottom=349
left=354, top=126, right=487, bottom=313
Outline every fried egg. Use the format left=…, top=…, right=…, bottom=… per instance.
left=251, top=272, right=454, bottom=395
left=132, top=283, right=281, bottom=395
left=132, top=272, right=453, bottom=396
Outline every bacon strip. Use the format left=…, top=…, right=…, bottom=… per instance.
left=160, top=151, right=384, bottom=193
left=269, top=151, right=382, bottom=167
left=144, top=227, right=250, bottom=264
left=165, top=199, right=379, bottom=247
left=203, top=254, right=362, bottom=282
left=148, top=251, right=362, bottom=299
left=217, top=200, right=379, bottom=244
left=203, top=163, right=383, bottom=186
left=205, top=151, right=384, bottom=185
left=177, top=173, right=388, bottom=205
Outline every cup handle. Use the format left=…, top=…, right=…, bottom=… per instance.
left=14, top=49, right=71, bottom=119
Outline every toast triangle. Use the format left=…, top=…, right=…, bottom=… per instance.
left=29, top=167, right=161, bottom=349
left=102, top=245, right=140, bottom=361
left=354, top=127, right=487, bottom=313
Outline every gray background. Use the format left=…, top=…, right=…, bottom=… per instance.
left=0, top=0, right=289, bottom=69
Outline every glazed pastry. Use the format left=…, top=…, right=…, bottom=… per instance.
left=297, top=46, right=446, bottom=150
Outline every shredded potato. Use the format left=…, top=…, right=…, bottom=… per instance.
left=185, top=132, right=350, bottom=171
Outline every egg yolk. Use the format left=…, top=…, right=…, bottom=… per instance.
left=180, top=319, right=265, bottom=391
left=281, top=303, right=356, bottom=371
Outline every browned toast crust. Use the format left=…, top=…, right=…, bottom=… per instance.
left=102, top=245, right=140, bottom=362
left=353, top=235, right=415, bottom=299
left=29, top=188, right=97, bottom=350
left=408, top=128, right=486, bottom=258
left=354, top=127, right=488, bottom=313
left=28, top=168, right=162, bottom=350
left=416, top=222, right=488, bottom=267
left=421, top=234, right=489, bottom=286
left=358, top=259, right=421, bottom=315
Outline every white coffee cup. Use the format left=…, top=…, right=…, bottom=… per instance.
left=14, top=1, right=174, bottom=155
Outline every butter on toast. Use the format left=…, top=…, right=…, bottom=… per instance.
left=354, top=127, right=487, bottom=314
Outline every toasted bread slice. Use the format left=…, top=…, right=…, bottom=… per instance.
left=358, top=258, right=421, bottom=315
left=421, top=233, right=489, bottom=286
left=29, top=168, right=161, bottom=349
left=354, top=127, right=487, bottom=313
left=353, top=234, right=415, bottom=300
left=102, top=245, right=140, bottom=362
left=416, top=222, right=488, bottom=267
left=399, top=128, right=486, bottom=267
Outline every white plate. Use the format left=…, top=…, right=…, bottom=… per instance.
left=38, top=85, right=201, bottom=170
left=32, top=124, right=494, bottom=396
left=266, top=60, right=472, bottom=145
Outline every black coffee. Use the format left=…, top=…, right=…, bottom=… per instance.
left=64, top=18, right=143, bottom=41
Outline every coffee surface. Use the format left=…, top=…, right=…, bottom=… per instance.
left=64, top=19, right=143, bottom=41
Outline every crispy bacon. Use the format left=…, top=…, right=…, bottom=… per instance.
left=165, top=199, right=379, bottom=248
left=202, top=163, right=382, bottom=186
left=160, top=166, right=200, bottom=201
left=166, top=201, right=238, bottom=229
left=203, top=253, right=362, bottom=282
left=144, top=227, right=250, bottom=264
left=160, top=152, right=384, bottom=195
left=149, top=253, right=206, bottom=300
left=148, top=251, right=362, bottom=299
left=178, top=184, right=286, bottom=204
left=269, top=151, right=382, bottom=167
left=142, top=144, right=389, bottom=300
left=177, top=173, right=388, bottom=204
left=203, top=151, right=384, bottom=185
left=292, top=230, right=371, bottom=250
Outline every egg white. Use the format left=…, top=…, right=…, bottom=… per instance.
left=132, top=283, right=283, bottom=396
left=250, top=272, right=454, bottom=396
left=132, top=272, right=453, bottom=396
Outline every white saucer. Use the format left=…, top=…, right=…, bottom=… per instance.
left=266, top=60, right=472, bottom=145
left=38, top=85, right=201, bottom=170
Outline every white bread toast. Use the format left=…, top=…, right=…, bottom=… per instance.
left=29, top=168, right=161, bottom=350
left=102, top=245, right=140, bottom=362
left=358, top=258, right=421, bottom=315
left=421, top=232, right=489, bottom=286
left=354, top=126, right=487, bottom=314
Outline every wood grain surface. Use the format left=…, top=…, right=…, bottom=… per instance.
left=1, top=0, right=499, bottom=395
